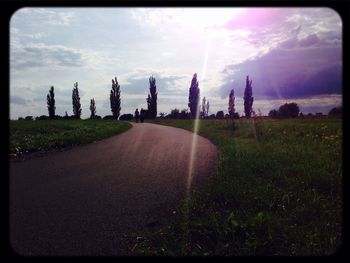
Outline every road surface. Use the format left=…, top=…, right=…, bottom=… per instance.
left=10, top=122, right=217, bottom=256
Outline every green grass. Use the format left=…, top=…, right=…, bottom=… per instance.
left=10, top=119, right=132, bottom=155
left=131, top=118, right=342, bottom=256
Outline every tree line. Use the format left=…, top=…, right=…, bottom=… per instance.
left=18, top=73, right=342, bottom=121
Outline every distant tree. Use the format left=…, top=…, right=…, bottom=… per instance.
left=228, top=89, right=235, bottom=119
left=47, top=86, right=56, bottom=119
left=72, top=82, right=82, bottom=119
left=188, top=73, right=200, bottom=119
left=110, top=77, right=121, bottom=120
left=233, top=112, right=240, bottom=119
left=180, top=108, right=190, bottom=119
left=205, top=100, right=210, bottom=118
left=147, top=75, right=157, bottom=118
left=299, top=112, right=304, bottom=118
left=18, top=117, right=24, bottom=120
left=140, top=108, right=147, bottom=122
left=268, top=109, right=279, bottom=118
left=36, top=115, right=49, bottom=121
left=208, top=114, right=215, bottom=119
left=278, top=103, right=300, bottom=118
left=25, top=116, right=33, bottom=121
left=328, top=106, right=342, bottom=116
left=159, top=112, right=166, bottom=118
left=90, top=98, right=96, bottom=119
left=65, top=111, right=68, bottom=118
left=244, top=76, right=254, bottom=119
left=216, top=110, right=224, bottom=119
left=201, top=97, right=206, bottom=119
left=168, top=108, right=180, bottom=119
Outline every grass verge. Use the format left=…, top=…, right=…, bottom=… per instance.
left=131, top=118, right=342, bottom=256
left=10, top=119, right=132, bottom=156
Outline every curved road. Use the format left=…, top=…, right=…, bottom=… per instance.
left=10, top=123, right=217, bottom=256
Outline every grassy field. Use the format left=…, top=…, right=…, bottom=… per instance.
left=131, top=117, right=342, bottom=256
left=10, top=119, right=132, bottom=156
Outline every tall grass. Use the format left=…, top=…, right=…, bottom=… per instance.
left=132, top=118, right=342, bottom=256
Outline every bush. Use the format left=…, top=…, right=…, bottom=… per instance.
left=233, top=112, right=240, bottom=119
left=119, top=114, right=134, bottom=121
left=328, top=107, right=342, bottom=116
left=35, top=115, right=49, bottom=121
left=216, top=111, right=224, bottom=119
left=93, top=115, right=102, bottom=120
left=268, top=109, right=279, bottom=118
left=25, top=116, right=33, bottom=121
left=103, top=115, right=115, bottom=120
left=180, top=109, right=191, bottom=119
left=278, top=103, right=300, bottom=118
left=167, top=108, right=180, bottom=119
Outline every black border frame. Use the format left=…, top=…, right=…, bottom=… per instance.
left=2, top=0, right=349, bottom=259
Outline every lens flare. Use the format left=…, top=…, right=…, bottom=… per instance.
left=186, top=28, right=212, bottom=194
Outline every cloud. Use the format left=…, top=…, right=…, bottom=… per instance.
left=11, top=42, right=87, bottom=70
left=224, top=8, right=341, bottom=52
left=13, top=8, right=75, bottom=26
left=218, top=37, right=342, bottom=99
left=10, top=95, right=29, bottom=105
left=111, top=69, right=190, bottom=96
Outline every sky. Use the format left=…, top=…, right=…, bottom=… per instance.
left=10, top=7, right=342, bottom=119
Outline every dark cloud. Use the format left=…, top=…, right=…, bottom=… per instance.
left=218, top=41, right=342, bottom=99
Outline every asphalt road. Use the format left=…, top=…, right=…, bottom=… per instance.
left=10, top=122, right=218, bottom=256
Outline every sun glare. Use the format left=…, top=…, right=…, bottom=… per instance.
left=181, top=8, right=242, bottom=29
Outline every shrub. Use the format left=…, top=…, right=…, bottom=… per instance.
left=119, top=114, right=134, bottom=121
left=278, top=103, right=300, bottom=118
left=103, top=115, right=115, bottom=120
left=216, top=111, right=224, bottom=119
left=328, top=107, right=342, bottom=116
left=35, top=115, right=49, bottom=121
left=268, top=109, right=279, bottom=118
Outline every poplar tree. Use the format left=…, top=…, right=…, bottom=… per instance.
left=205, top=100, right=210, bottom=117
left=72, top=82, right=82, bottom=119
left=188, top=73, right=200, bottom=119
left=110, top=77, right=121, bottom=120
left=47, top=86, right=55, bottom=119
left=201, top=96, right=206, bottom=119
left=228, top=89, right=235, bottom=118
left=147, top=75, right=157, bottom=118
left=244, top=76, right=254, bottom=119
left=90, top=98, right=96, bottom=119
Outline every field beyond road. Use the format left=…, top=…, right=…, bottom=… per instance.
left=10, top=119, right=132, bottom=158
left=132, top=117, right=342, bottom=256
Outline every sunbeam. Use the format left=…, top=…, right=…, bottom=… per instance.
left=186, top=28, right=213, bottom=194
